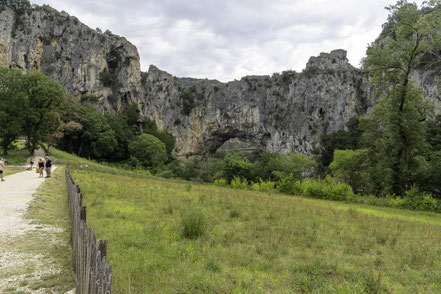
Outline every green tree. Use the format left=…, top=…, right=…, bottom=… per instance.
left=142, top=119, right=175, bottom=155
left=76, top=105, right=117, bottom=159
left=222, top=148, right=253, bottom=182
left=22, top=71, right=65, bottom=154
left=329, top=149, right=368, bottom=193
left=317, top=117, right=362, bottom=174
left=362, top=0, right=441, bottom=195
left=128, top=133, right=167, bottom=167
left=0, top=68, right=25, bottom=154
left=264, top=152, right=316, bottom=181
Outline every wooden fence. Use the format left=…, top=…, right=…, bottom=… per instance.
left=66, top=166, right=112, bottom=294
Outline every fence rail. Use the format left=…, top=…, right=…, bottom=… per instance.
left=66, top=166, right=112, bottom=294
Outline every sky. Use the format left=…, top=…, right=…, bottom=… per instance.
left=31, top=0, right=425, bottom=82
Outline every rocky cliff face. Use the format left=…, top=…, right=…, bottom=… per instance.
left=0, top=4, right=141, bottom=109
left=1, top=4, right=439, bottom=157
left=141, top=50, right=371, bottom=156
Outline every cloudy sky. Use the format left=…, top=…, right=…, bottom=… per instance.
left=32, top=0, right=424, bottom=82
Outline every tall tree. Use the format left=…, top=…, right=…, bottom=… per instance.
left=22, top=71, right=65, bottom=154
left=0, top=68, right=25, bottom=154
left=362, top=0, right=441, bottom=195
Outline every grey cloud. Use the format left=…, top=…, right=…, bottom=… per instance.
left=31, top=0, right=425, bottom=81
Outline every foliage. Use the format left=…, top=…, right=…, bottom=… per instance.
left=250, top=178, right=275, bottom=192
left=362, top=0, right=441, bottom=195
left=302, top=177, right=354, bottom=201
left=22, top=71, right=65, bottom=154
left=99, top=68, right=116, bottom=87
left=213, top=178, right=227, bottom=186
left=230, top=176, right=249, bottom=189
left=403, top=185, right=437, bottom=211
left=128, top=133, right=167, bottom=167
left=329, top=149, right=368, bottom=193
left=222, top=148, right=253, bottom=182
left=180, top=87, right=195, bottom=115
left=317, top=117, right=362, bottom=174
left=273, top=173, right=354, bottom=201
left=0, top=68, right=26, bottom=153
left=0, top=68, right=64, bottom=155
left=142, top=119, right=175, bottom=155
left=0, top=0, right=31, bottom=14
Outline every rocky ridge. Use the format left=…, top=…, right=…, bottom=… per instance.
left=0, top=4, right=439, bottom=157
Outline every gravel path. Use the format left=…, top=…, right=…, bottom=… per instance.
left=0, top=167, right=54, bottom=236
left=0, top=156, right=69, bottom=293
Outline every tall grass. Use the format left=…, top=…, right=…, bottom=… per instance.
left=70, top=167, right=441, bottom=293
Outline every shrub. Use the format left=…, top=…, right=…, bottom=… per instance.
left=230, top=176, right=248, bottom=189
left=386, top=195, right=406, bottom=208
left=250, top=178, right=275, bottom=192
left=403, top=185, right=437, bottom=211
left=222, top=148, right=253, bottom=182
left=99, top=68, right=116, bottom=87
left=303, top=177, right=354, bottom=201
left=273, top=171, right=302, bottom=195
left=181, top=209, right=206, bottom=239
left=180, top=87, right=195, bottom=115
left=213, top=178, right=227, bottom=186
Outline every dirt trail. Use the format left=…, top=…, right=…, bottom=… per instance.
left=0, top=151, right=72, bottom=293
left=0, top=166, right=54, bottom=236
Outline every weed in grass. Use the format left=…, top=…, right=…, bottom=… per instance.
left=205, top=259, right=222, bottom=272
left=165, top=200, right=174, bottom=214
left=229, top=209, right=240, bottom=218
left=364, top=271, right=384, bottom=294
left=181, top=208, right=206, bottom=239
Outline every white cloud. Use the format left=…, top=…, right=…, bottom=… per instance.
left=30, top=0, right=426, bottom=81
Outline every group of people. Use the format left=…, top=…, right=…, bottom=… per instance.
left=0, top=155, right=52, bottom=182
left=31, top=156, right=52, bottom=178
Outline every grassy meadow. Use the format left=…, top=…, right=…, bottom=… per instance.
left=68, top=165, right=441, bottom=293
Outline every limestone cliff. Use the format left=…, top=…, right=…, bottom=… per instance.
left=0, top=4, right=141, bottom=109
left=140, top=50, right=371, bottom=156
left=1, top=3, right=439, bottom=157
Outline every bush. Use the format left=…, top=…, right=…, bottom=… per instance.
left=250, top=178, right=275, bottom=192
left=303, top=177, right=354, bottom=201
left=99, top=68, right=116, bottom=87
left=181, top=209, right=206, bottom=239
left=403, top=185, right=437, bottom=211
left=222, top=148, right=253, bottom=182
left=213, top=178, right=227, bottom=186
left=273, top=171, right=302, bottom=195
left=386, top=195, right=406, bottom=208
left=230, top=176, right=248, bottom=189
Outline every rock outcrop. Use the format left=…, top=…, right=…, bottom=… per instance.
left=0, top=4, right=141, bottom=110
left=1, top=3, right=439, bottom=157
left=140, top=50, right=371, bottom=156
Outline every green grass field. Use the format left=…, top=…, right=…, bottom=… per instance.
left=68, top=165, right=441, bottom=293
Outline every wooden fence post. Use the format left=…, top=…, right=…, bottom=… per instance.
left=65, top=166, right=112, bottom=293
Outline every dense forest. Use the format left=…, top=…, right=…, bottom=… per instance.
left=1, top=0, right=441, bottom=210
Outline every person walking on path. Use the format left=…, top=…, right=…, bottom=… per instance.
left=45, top=156, right=52, bottom=178
left=38, top=158, right=45, bottom=178
left=0, top=157, right=4, bottom=181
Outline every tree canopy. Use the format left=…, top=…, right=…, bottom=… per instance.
left=362, top=0, right=441, bottom=195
